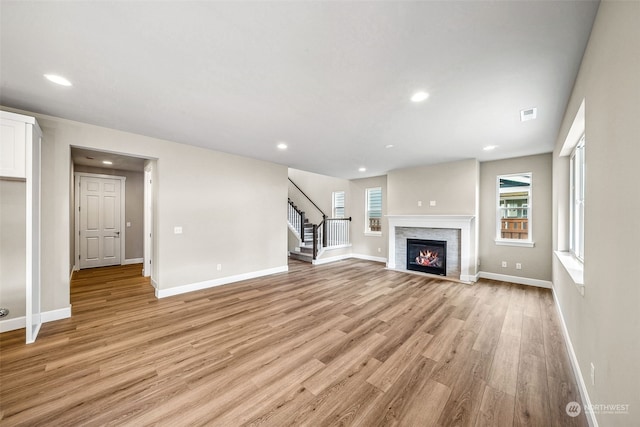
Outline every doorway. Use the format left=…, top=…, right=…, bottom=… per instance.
left=70, top=147, right=155, bottom=279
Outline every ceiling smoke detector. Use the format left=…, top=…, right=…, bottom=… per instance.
left=520, top=108, right=537, bottom=122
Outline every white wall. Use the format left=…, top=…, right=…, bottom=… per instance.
left=479, top=154, right=552, bottom=281
left=2, top=107, right=288, bottom=313
left=0, top=180, right=26, bottom=319
left=387, top=159, right=479, bottom=216
left=349, top=175, right=388, bottom=259
left=552, top=2, right=640, bottom=425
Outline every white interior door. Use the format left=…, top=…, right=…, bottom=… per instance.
left=79, top=175, right=122, bottom=269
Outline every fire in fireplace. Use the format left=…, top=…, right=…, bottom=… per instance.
left=406, top=239, right=447, bottom=276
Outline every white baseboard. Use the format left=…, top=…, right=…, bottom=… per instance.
left=0, top=305, right=72, bottom=333
left=351, top=253, right=387, bottom=263
left=478, top=271, right=552, bottom=288
left=551, top=287, right=598, bottom=427
left=155, top=265, right=289, bottom=298
left=123, top=258, right=144, bottom=265
left=312, top=253, right=387, bottom=265
left=313, top=254, right=351, bottom=265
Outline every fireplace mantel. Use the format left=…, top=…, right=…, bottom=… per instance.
left=387, top=215, right=477, bottom=282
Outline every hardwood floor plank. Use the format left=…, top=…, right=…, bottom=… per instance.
left=514, top=353, right=551, bottom=426
left=422, top=317, right=465, bottom=362
left=366, top=331, right=433, bottom=392
left=488, top=333, right=521, bottom=396
left=475, top=385, right=515, bottom=427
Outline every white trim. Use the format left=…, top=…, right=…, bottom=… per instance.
left=123, top=258, right=144, bottom=265
left=496, top=172, right=533, bottom=245
left=551, top=287, right=598, bottom=427
left=312, top=254, right=351, bottom=265
left=312, top=253, right=387, bottom=266
left=324, top=243, right=352, bottom=250
left=478, top=271, right=552, bottom=289
left=0, top=306, right=72, bottom=333
left=151, top=278, right=159, bottom=289
left=41, top=306, right=72, bottom=323
left=143, top=165, right=153, bottom=278
left=351, top=253, right=387, bottom=263
left=554, top=251, right=585, bottom=292
left=0, top=316, right=26, bottom=333
left=155, top=265, right=289, bottom=298
left=494, top=239, right=535, bottom=248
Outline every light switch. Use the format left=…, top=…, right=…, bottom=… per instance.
left=174, top=226, right=183, bottom=234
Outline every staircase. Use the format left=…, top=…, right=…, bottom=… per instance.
left=289, top=218, right=316, bottom=262
left=287, top=178, right=352, bottom=263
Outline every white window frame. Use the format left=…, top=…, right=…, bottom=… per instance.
left=332, top=191, right=345, bottom=218
left=570, top=135, right=585, bottom=262
left=495, top=172, right=534, bottom=247
left=365, top=187, right=382, bottom=235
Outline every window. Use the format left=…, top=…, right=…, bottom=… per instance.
left=365, top=187, right=382, bottom=234
left=570, top=135, right=585, bottom=261
left=496, top=173, right=533, bottom=246
left=332, top=191, right=345, bottom=218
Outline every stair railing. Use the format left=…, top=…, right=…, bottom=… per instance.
left=325, top=217, right=352, bottom=247
left=287, top=198, right=306, bottom=242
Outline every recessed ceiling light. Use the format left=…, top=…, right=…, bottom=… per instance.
left=520, top=107, right=537, bottom=122
left=102, top=160, right=113, bottom=165
left=385, top=144, right=394, bottom=149
left=358, top=167, right=366, bottom=172
left=483, top=145, right=498, bottom=151
left=411, top=91, right=429, bottom=103
left=44, top=74, right=72, bottom=86
left=276, top=142, right=288, bottom=150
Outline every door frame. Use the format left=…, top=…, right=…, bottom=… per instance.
left=74, top=172, right=126, bottom=270
left=143, top=164, right=153, bottom=277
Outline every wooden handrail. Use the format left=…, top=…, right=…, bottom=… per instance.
left=288, top=178, right=326, bottom=218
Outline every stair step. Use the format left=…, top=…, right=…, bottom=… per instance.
left=289, top=251, right=313, bottom=263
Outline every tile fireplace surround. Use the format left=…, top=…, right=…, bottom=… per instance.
left=387, top=215, right=477, bottom=283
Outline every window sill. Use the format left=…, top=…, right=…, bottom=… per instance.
left=495, top=239, right=535, bottom=248
left=555, top=251, right=584, bottom=294
left=365, top=232, right=382, bottom=237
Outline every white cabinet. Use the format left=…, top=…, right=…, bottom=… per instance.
left=0, top=110, right=42, bottom=343
left=1, top=111, right=41, bottom=179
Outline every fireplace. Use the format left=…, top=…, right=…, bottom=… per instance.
left=406, top=239, right=447, bottom=276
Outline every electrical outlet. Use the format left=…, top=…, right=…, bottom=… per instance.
left=591, top=363, right=595, bottom=386
left=429, top=200, right=436, bottom=207
left=174, top=226, right=182, bottom=234
left=516, top=263, right=522, bottom=270
left=217, top=264, right=222, bottom=271
left=377, top=248, right=381, bottom=253
left=501, top=261, right=507, bottom=268
left=418, top=201, right=422, bottom=207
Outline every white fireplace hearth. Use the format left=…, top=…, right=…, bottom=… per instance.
left=387, top=215, right=477, bottom=283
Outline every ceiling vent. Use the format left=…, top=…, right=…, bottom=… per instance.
left=520, top=108, right=537, bottom=122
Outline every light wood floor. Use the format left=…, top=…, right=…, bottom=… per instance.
left=0, top=259, right=587, bottom=426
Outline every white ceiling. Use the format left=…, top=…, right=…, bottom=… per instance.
left=0, top=1, right=599, bottom=179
